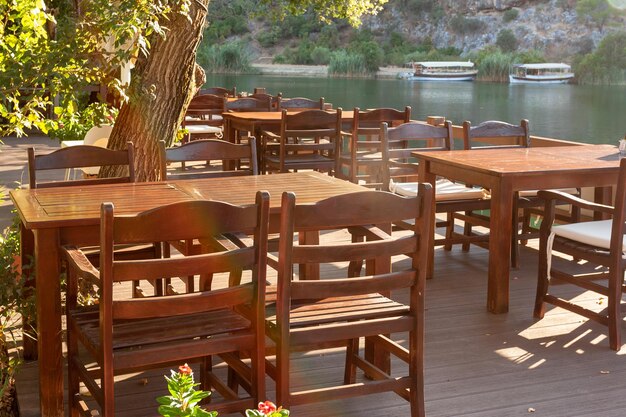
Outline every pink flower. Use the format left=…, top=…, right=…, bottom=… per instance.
left=258, top=400, right=277, bottom=414
left=178, top=364, right=192, bottom=376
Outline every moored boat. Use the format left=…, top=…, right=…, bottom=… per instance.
left=403, top=61, right=478, bottom=81
left=509, top=63, right=574, bottom=84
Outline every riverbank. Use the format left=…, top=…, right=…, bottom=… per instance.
left=251, top=63, right=405, bottom=79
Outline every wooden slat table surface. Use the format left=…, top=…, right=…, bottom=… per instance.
left=10, top=171, right=366, bottom=417
left=413, top=144, right=622, bottom=314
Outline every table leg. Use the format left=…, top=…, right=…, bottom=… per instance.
left=34, top=228, right=64, bottom=416
left=487, top=182, right=512, bottom=313
left=20, top=223, right=37, bottom=360
left=594, top=186, right=612, bottom=220
left=299, top=231, right=320, bottom=280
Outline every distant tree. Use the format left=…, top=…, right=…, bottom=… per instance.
left=576, top=0, right=611, bottom=29
left=497, top=29, right=518, bottom=53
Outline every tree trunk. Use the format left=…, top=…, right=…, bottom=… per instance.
left=103, top=1, right=209, bottom=182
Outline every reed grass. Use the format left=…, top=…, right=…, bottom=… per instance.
left=198, top=42, right=253, bottom=73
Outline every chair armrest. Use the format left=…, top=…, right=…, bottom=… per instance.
left=62, top=246, right=100, bottom=283
left=348, top=224, right=393, bottom=241
left=537, top=190, right=614, bottom=215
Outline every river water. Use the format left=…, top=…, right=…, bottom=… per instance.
left=206, top=73, right=626, bottom=145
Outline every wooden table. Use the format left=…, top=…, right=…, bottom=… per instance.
left=10, top=172, right=366, bottom=417
left=413, top=144, right=621, bottom=314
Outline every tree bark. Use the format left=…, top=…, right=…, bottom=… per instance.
left=103, top=1, right=209, bottom=181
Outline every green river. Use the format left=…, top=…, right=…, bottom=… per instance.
left=206, top=73, right=626, bottom=145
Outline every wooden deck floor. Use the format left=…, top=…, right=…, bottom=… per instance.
left=15, top=231, right=626, bottom=417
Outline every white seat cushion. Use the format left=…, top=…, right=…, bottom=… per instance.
left=553, top=219, right=626, bottom=251
left=185, top=125, right=222, bottom=134
left=390, top=179, right=487, bottom=201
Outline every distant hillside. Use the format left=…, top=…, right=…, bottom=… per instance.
left=204, top=0, right=625, bottom=62
left=199, top=0, right=626, bottom=83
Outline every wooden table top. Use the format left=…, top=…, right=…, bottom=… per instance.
left=11, top=172, right=366, bottom=229
left=222, top=110, right=355, bottom=122
left=413, top=144, right=621, bottom=176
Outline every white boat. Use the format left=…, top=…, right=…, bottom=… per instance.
left=405, top=61, right=478, bottom=81
left=509, top=63, right=574, bottom=84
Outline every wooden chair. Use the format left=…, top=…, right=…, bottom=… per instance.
left=260, top=109, right=342, bottom=174
left=462, top=119, right=580, bottom=267
left=276, top=96, right=324, bottom=111
left=380, top=121, right=491, bottom=251
left=534, top=158, right=626, bottom=351
left=183, top=93, right=226, bottom=142
left=266, top=188, right=433, bottom=416
left=198, top=86, right=236, bottom=97
left=64, top=193, right=270, bottom=416
left=28, top=142, right=135, bottom=189
left=159, top=138, right=258, bottom=180
left=158, top=138, right=259, bottom=292
left=28, top=143, right=162, bottom=297
left=226, top=96, right=272, bottom=113
left=337, top=107, right=411, bottom=188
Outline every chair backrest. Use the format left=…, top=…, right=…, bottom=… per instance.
left=380, top=121, right=453, bottom=191
left=83, top=125, right=113, bottom=146
left=274, top=188, right=433, bottom=325
left=253, top=87, right=267, bottom=95
left=97, top=190, right=269, bottom=341
left=277, top=96, right=324, bottom=111
left=225, top=97, right=272, bottom=112
left=198, top=86, right=236, bottom=97
left=28, top=142, right=135, bottom=189
left=244, top=93, right=277, bottom=109
left=463, top=119, right=530, bottom=150
left=159, top=138, right=258, bottom=179
left=185, top=93, right=226, bottom=122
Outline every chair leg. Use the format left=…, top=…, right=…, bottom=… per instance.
left=67, top=327, right=80, bottom=417
left=409, top=326, right=425, bottom=417
left=461, top=211, right=473, bottom=252
left=443, top=212, right=453, bottom=251
left=275, top=339, right=290, bottom=409
left=343, top=338, right=359, bottom=384
left=534, top=234, right=550, bottom=319
left=608, top=270, right=622, bottom=351
left=200, top=356, right=213, bottom=397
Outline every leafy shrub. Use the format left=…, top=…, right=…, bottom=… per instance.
left=310, top=46, right=331, bottom=65
left=256, top=29, right=281, bottom=48
left=406, top=0, right=436, bottom=14
left=350, top=40, right=384, bottom=72
left=503, top=8, right=519, bottom=22
left=496, top=29, right=518, bottom=53
left=575, top=31, right=626, bottom=84
left=450, top=15, right=486, bottom=34
left=514, top=49, right=545, bottom=64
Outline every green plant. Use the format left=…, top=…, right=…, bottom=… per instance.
left=198, top=41, right=253, bottom=73
left=502, top=8, right=519, bottom=22
left=0, top=212, right=35, bottom=409
left=496, top=29, right=518, bottom=52
left=476, top=50, right=515, bottom=82
left=449, top=14, right=486, bottom=34
left=574, top=31, right=626, bottom=84
left=48, top=101, right=117, bottom=143
left=328, top=50, right=368, bottom=75
left=246, top=401, right=290, bottom=417
left=157, top=364, right=216, bottom=417
left=157, top=365, right=289, bottom=417
left=310, top=46, right=332, bottom=64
